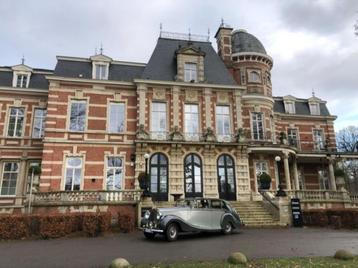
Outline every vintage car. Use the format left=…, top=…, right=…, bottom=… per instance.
left=141, top=198, right=242, bottom=241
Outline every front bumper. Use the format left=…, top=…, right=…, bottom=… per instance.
left=141, top=218, right=165, bottom=233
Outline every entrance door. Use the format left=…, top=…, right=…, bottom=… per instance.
left=184, top=154, right=203, bottom=198
left=217, top=154, right=236, bottom=201
left=149, top=153, right=168, bottom=201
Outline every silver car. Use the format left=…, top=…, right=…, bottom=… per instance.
left=140, top=198, right=242, bottom=241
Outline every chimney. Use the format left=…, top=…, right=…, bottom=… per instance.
left=215, top=24, right=233, bottom=66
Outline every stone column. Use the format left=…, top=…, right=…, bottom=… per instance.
left=137, top=83, right=147, bottom=127
left=283, top=152, right=291, bottom=190
left=328, top=157, right=337, bottom=191
left=293, top=157, right=299, bottom=190
left=172, top=86, right=180, bottom=128
left=203, top=88, right=212, bottom=129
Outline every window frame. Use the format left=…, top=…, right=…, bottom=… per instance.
left=287, top=128, right=299, bottom=148
left=313, top=129, right=325, bottom=151
left=105, top=156, right=124, bottom=191
left=309, top=103, right=320, bottom=115
left=184, top=63, right=198, bottom=82
left=149, top=153, right=169, bottom=201
left=108, top=102, right=126, bottom=134
left=0, top=161, right=19, bottom=196
left=32, top=108, right=47, bottom=138
left=93, top=63, right=109, bottom=80
left=184, top=103, right=200, bottom=141
left=150, top=102, right=167, bottom=140
left=215, top=105, right=231, bottom=142
left=7, top=107, right=25, bottom=138
left=16, top=74, right=29, bottom=88
left=217, top=154, right=236, bottom=200
left=68, top=100, right=87, bottom=132
left=251, top=112, right=265, bottom=140
left=184, top=153, right=203, bottom=197
left=64, top=156, right=83, bottom=191
left=26, top=161, right=41, bottom=194
left=284, top=101, right=295, bottom=114
left=255, top=161, right=269, bottom=190
left=247, top=70, right=261, bottom=83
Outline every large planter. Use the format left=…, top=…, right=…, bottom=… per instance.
left=260, top=181, right=271, bottom=190
left=259, top=172, right=272, bottom=190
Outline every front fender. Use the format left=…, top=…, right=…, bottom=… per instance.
left=221, top=213, right=241, bottom=229
left=159, top=215, right=199, bottom=232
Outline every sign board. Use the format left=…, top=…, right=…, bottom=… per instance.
left=291, top=198, right=303, bottom=227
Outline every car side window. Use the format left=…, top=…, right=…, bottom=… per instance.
left=211, top=200, right=222, bottom=209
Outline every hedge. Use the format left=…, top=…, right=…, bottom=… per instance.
left=0, top=212, right=131, bottom=241
left=302, top=210, right=358, bottom=229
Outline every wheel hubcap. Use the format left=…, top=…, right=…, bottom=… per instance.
left=170, top=227, right=176, bottom=237
left=226, top=224, right=231, bottom=232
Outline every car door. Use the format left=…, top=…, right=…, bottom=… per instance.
left=209, top=199, right=225, bottom=229
left=188, top=199, right=212, bottom=230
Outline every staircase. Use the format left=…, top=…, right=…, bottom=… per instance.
left=230, top=201, right=280, bottom=227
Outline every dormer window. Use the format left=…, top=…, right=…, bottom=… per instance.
left=184, top=63, right=197, bottom=82
left=94, top=64, right=108, bottom=80
left=248, top=70, right=261, bottom=83
left=284, top=102, right=295, bottom=114
left=309, top=103, right=320, bottom=115
left=16, top=74, right=28, bottom=88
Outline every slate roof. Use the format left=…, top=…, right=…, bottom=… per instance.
left=141, top=38, right=237, bottom=86
left=231, top=30, right=267, bottom=55
left=54, top=59, right=145, bottom=82
left=0, top=68, right=52, bottom=89
left=273, top=97, right=331, bottom=116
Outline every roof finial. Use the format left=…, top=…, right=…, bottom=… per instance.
left=160, top=23, right=163, bottom=37
left=207, top=28, right=210, bottom=41
left=188, top=28, right=191, bottom=41
left=100, top=43, right=103, bottom=55
left=221, top=18, right=224, bottom=27
left=312, top=88, right=315, bottom=97
left=21, top=54, right=25, bottom=65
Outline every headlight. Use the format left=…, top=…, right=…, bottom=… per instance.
left=156, top=211, right=162, bottom=220
left=144, top=210, right=150, bottom=219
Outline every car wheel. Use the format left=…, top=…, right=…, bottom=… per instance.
left=166, top=223, right=178, bottom=242
left=144, top=232, right=156, bottom=239
left=222, top=221, right=232, bottom=235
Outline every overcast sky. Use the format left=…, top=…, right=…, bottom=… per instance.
left=1, top=0, right=357, bottom=130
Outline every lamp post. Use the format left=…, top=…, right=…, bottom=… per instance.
left=275, top=155, right=287, bottom=197
left=143, top=153, right=150, bottom=196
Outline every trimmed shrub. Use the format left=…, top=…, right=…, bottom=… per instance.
left=110, top=258, right=130, bottom=268
left=98, top=212, right=112, bottom=233
left=39, top=214, right=74, bottom=239
left=0, top=215, right=29, bottom=240
left=334, top=249, right=354, bottom=260
left=227, top=252, right=248, bottom=264
left=118, top=213, right=135, bottom=233
left=82, top=214, right=100, bottom=237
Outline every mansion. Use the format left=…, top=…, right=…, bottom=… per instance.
left=0, top=23, right=357, bottom=221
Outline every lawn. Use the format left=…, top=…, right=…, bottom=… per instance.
left=133, top=256, right=358, bottom=268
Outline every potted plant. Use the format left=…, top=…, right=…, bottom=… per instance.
left=259, top=172, right=272, bottom=190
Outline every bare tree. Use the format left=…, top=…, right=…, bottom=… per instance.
left=336, top=126, right=358, bottom=152
left=336, top=126, right=358, bottom=193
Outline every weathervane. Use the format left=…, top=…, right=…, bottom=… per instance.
left=160, top=23, right=163, bottom=37
left=21, top=54, right=25, bottom=65
left=221, top=18, right=224, bottom=27
left=188, top=28, right=191, bottom=41
left=312, top=89, right=315, bottom=97
left=207, top=28, right=210, bottom=42
left=99, top=43, right=103, bottom=55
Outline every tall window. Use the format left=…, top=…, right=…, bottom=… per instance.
left=184, top=154, right=202, bottom=197
left=106, top=157, right=123, bottom=190
left=255, top=161, right=268, bottom=189
left=69, top=100, right=86, bottom=132
left=151, top=102, right=167, bottom=139
left=184, top=104, right=199, bottom=140
left=7, top=107, right=25, bottom=137
left=150, top=153, right=168, bottom=201
left=32, top=108, right=47, bottom=138
left=251, top=112, right=264, bottom=140
left=109, top=103, right=125, bottom=133
left=318, top=169, right=329, bottom=190
left=65, top=157, right=82, bottom=191
left=309, top=103, right=320, bottom=115
left=287, top=128, right=298, bottom=147
left=217, top=154, right=236, bottom=200
left=16, top=74, right=28, bottom=88
left=216, top=105, right=231, bottom=142
left=313, top=129, right=325, bottom=150
left=184, top=63, right=197, bottom=82
left=1, top=162, right=19, bottom=196
left=95, top=64, right=107, bottom=80
left=26, top=162, right=41, bottom=194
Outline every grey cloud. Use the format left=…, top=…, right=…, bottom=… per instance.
left=278, top=0, right=357, bottom=35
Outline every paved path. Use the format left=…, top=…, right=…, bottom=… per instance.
left=1, top=228, right=358, bottom=267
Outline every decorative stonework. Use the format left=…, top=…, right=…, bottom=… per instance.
left=153, top=88, right=166, bottom=100
left=217, top=92, right=229, bottom=104
left=185, top=90, right=198, bottom=102
left=203, top=127, right=216, bottom=142
left=169, top=126, right=184, bottom=141
left=136, top=124, right=149, bottom=140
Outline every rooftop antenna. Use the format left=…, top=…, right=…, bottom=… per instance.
left=207, top=28, right=210, bottom=41
left=160, top=23, right=163, bottom=37
left=188, top=28, right=191, bottom=41
left=99, top=43, right=103, bottom=55
left=312, top=88, right=315, bottom=97
left=21, top=54, right=25, bottom=65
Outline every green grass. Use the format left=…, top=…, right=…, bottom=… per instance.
left=133, top=256, right=358, bottom=268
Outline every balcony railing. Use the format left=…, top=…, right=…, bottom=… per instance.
left=262, top=190, right=350, bottom=202
left=32, top=190, right=142, bottom=205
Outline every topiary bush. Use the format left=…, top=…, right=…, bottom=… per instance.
left=334, top=249, right=354, bottom=260
left=227, top=252, right=248, bottom=264
left=0, top=215, right=29, bottom=240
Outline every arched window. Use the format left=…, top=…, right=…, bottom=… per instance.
left=217, top=154, right=236, bottom=201
left=249, top=71, right=261, bottom=83
left=184, top=154, right=203, bottom=197
left=149, top=153, right=168, bottom=201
